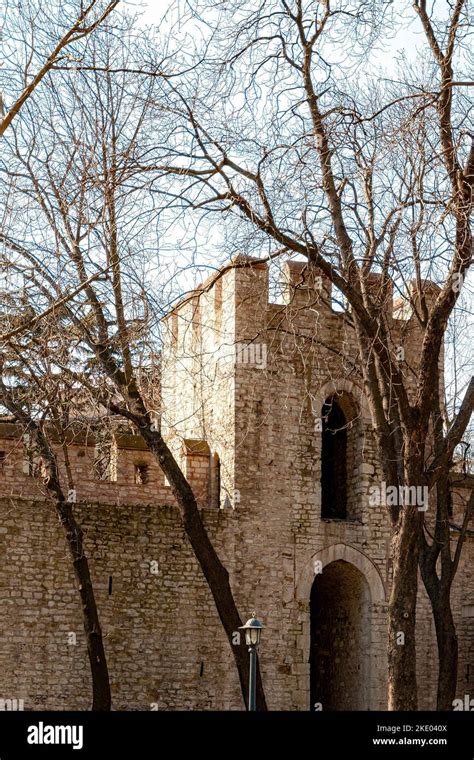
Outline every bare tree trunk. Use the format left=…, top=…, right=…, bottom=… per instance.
left=0, top=385, right=111, bottom=710
left=420, top=559, right=458, bottom=710
left=419, top=556, right=459, bottom=708
left=138, top=419, right=267, bottom=710
left=54, top=493, right=111, bottom=711
left=434, top=600, right=458, bottom=710
left=419, top=395, right=469, bottom=711
left=420, top=529, right=459, bottom=711
left=98, top=167, right=269, bottom=708
left=388, top=507, right=421, bottom=711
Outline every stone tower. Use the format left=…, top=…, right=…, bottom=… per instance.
left=159, top=255, right=473, bottom=710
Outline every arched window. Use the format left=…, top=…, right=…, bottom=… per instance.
left=321, top=397, right=347, bottom=519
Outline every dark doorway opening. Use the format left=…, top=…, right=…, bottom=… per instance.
left=310, top=560, right=370, bottom=710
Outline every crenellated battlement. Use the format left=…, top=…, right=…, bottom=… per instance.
left=163, top=255, right=441, bottom=356
left=0, top=423, right=212, bottom=508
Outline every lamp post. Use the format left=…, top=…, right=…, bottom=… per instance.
left=239, top=613, right=265, bottom=712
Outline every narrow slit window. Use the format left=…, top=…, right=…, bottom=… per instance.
left=171, top=313, right=178, bottom=347
left=321, top=397, right=347, bottom=519
left=135, top=463, right=149, bottom=485
left=211, top=452, right=221, bottom=508
left=22, top=435, right=38, bottom=477
left=214, top=278, right=223, bottom=332
left=93, top=441, right=112, bottom=481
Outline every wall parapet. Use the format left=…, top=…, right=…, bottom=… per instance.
left=0, top=423, right=213, bottom=509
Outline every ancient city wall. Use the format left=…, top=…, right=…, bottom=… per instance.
left=0, top=256, right=472, bottom=711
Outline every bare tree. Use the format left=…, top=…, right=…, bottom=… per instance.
left=0, top=0, right=119, bottom=138
left=0, top=0, right=123, bottom=711
left=0, top=20, right=267, bottom=710
left=133, top=0, right=473, bottom=709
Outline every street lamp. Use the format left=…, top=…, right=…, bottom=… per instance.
left=239, top=613, right=265, bottom=711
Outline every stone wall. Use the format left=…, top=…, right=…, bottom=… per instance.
left=0, top=495, right=244, bottom=710
left=0, top=255, right=472, bottom=711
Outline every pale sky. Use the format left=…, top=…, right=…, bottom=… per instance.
left=137, top=0, right=427, bottom=68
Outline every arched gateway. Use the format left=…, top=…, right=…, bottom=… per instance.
left=296, top=544, right=386, bottom=710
